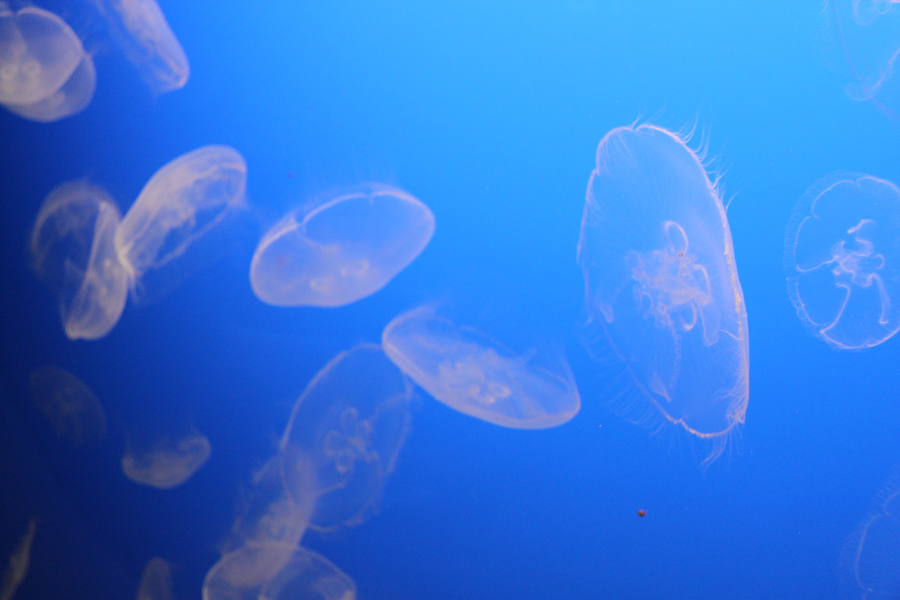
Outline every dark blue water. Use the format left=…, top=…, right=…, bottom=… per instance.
left=2, top=2, right=900, bottom=598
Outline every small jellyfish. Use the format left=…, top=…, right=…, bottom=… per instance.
left=382, top=307, right=581, bottom=429
left=121, top=430, right=211, bottom=489
left=250, top=185, right=435, bottom=308
left=4, top=51, right=95, bottom=122
left=28, top=367, right=106, bottom=445
left=785, top=172, right=900, bottom=350
left=259, top=546, right=356, bottom=600
left=30, top=181, right=129, bottom=341
left=0, top=5, right=83, bottom=106
left=115, top=145, right=247, bottom=303
left=0, top=519, right=35, bottom=600
left=279, top=344, right=413, bottom=531
left=91, top=0, right=189, bottom=94
left=135, top=558, right=174, bottom=600
left=577, top=124, right=749, bottom=456
left=203, top=542, right=299, bottom=600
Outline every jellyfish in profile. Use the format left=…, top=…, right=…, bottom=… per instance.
left=115, top=145, right=247, bottom=303
left=28, top=367, right=106, bottom=445
left=90, top=0, right=189, bottom=94
left=577, top=124, right=749, bottom=457
left=121, top=429, right=211, bottom=489
left=259, top=546, right=356, bottom=600
left=279, top=344, right=413, bottom=531
left=0, top=519, right=36, bottom=600
left=30, top=181, right=129, bottom=341
left=135, top=558, right=174, bottom=600
left=382, top=307, right=581, bottom=429
left=203, top=542, right=297, bottom=600
left=250, top=185, right=435, bottom=308
left=785, top=172, right=900, bottom=350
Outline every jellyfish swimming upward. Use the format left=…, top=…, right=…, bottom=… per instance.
left=577, top=124, right=749, bottom=453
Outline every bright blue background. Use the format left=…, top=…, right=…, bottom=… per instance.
left=1, top=2, right=900, bottom=598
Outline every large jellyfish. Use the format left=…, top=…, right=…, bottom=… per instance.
left=577, top=124, right=749, bottom=454
left=28, top=367, right=106, bottom=445
left=30, top=181, right=129, bottom=341
left=115, top=145, right=247, bottom=303
left=135, top=558, right=174, bottom=600
left=279, top=344, right=413, bottom=531
left=121, top=429, right=211, bottom=489
left=250, top=185, right=435, bottom=308
left=785, top=172, right=900, bottom=350
left=382, top=307, right=581, bottom=429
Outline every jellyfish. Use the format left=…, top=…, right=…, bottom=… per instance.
left=115, top=145, right=247, bottom=303
left=259, top=546, right=356, bottom=600
left=28, top=367, right=106, bottom=445
left=250, top=184, right=435, bottom=308
left=121, top=429, right=211, bottom=489
left=382, top=307, right=581, bottom=429
left=0, top=519, right=35, bottom=600
left=203, top=542, right=300, bottom=600
left=90, top=0, right=188, bottom=94
left=30, top=181, right=129, bottom=340
left=279, top=344, right=413, bottom=531
left=4, top=51, right=96, bottom=122
left=577, top=124, right=749, bottom=456
left=135, top=558, right=174, bottom=600
left=785, top=172, right=900, bottom=350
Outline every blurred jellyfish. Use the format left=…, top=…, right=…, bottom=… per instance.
left=279, top=344, right=413, bottom=531
left=203, top=542, right=299, bottom=600
left=259, top=547, right=356, bottom=600
left=785, top=172, right=900, bottom=350
left=28, top=367, right=106, bottom=445
left=4, top=51, right=95, bottom=122
left=382, top=307, right=581, bottom=429
left=250, top=185, right=435, bottom=308
left=91, top=0, right=188, bottom=94
left=577, top=124, right=749, bottom=457
left=115, top=145, right=247, bottom=303
left=0, top=519, right=35, bottom=600
left=30, top=181, right=129, bottom=340
left=135, top=558, right=174, bottom=600
left=121, top=429, right=211, bottom=489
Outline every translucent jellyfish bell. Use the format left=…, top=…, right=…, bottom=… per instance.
left=0, top=5, right=83, bottom=106
left=785, top=172, right=900, bottom=350
left=28, top=367, right=106, bottom=445
left=382, top=307, right=581, bottom=429
left=30, top=181, right=129, bottom=341
left=250, top=185, right=435, bottom=308
left=203, top=542, right=298, bottom=600
left=4, top=51, right=96, bottom=122
left=577, top=124, right=749, bottom=452
left=135, top=558, right=174, bottom=600
left=259, top=547, right=356, bottom=600
left=121, top=429, right=211, bottom=489
left=0, top=519, right=36, bottom=600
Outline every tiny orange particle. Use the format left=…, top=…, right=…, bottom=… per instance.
left=637, top=509, right=647, bottom=517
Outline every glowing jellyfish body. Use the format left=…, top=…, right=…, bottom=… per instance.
left=0, top=519, right=35, bottom=600
left=28, top=367, right=106, bottom=445
left=31, top=181, right=129, bottom=341
left=115, top=145, right=247, bottom=303
left=135, top=558, right=174, bottom=600
left=577, top=124, right=749, bottom=448
left=785, top=172, right=900, bottom=350
left=121, top=431, right=211, bottom=489
left=259, top=547, right=356, bottom=600
left=250, top=185, right=435, bottom=308
left=203, top=543, right=298, bottom=600
left=4, top=51, right=95, bottom=122
left=841, top=472, right=900, bottom=598
left=92, top=0, right=189, bottom=94
left=279, top=345, right=413, bottom=531
left=382, top=308, right=581, bottom=429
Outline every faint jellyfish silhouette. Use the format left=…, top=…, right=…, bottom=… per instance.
left=382, top=307, right=581, bottom=429
left=28, top=367, right=106, bottom=445
left=91, top=0, right=189, bottom=94
left=30, top=181, right=128, bottom=340
left=203, top=542, right=299, bottom=600
left=250, top=185, right=435, bottom=308
left=785, top=172, right=900, bottom=350
left=577, top=124, right=749, bottom=458
left=279, top=344, right=413, bottom=531
left=115, top=145, right=247, bottom=303
left=4, top=51, right=95, bottom=122
left=121, top=429, right=211, bottom=489
left=259, top=546, right=356, bottom=600
left=135, top=558, right=174, bottom=600
left=0, top=519, right=35, bottom=600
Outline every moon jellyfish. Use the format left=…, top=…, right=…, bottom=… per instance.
left=121, top=429, right=211, bottom=489
left=785, top=172, right=900, bottom=350
left=382, top=307, right=581, bottom=429
left=4, top=51, right=95, bottom=122
left=30, top=181, right=128, bottom=340
left=0, top=519, right=35, bottom=600
left=279, top=344, right=413, bottom=531
left=0, top=4, right=83, bottom=106
left=115, top=145, right=247, bottom=303
left=135, top=558, right=174, bottom=600
left=203, top=543, right=299, bottom=600
left=577, top=124, right=749, bottom=455
left=91, top=0, right=188, bottom=94
left=28, top=367, right=106, bottom=445
left=250, top=185, right=435, bottom=308
left=259, top=547, right=356, bottom=600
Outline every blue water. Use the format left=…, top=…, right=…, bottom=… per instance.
left=2, top=1, right=900, bottom=598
